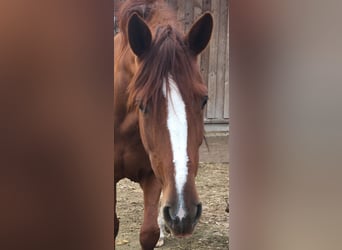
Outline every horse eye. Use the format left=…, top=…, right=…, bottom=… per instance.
left=201, top=96, right=208, bottom=109
left=139, top=102, right=148, bottom=113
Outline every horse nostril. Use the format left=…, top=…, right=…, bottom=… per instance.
left=194, top=203, right=202, bottom=223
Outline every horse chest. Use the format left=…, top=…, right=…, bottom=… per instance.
left=114, top=122, right=153, bottom=183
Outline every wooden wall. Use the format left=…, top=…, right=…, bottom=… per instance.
left=114, top=0, right=229, bottom=131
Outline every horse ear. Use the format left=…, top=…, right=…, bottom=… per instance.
left=127, top=13, right=152, bottom=57
left=185, top=12, right=213, bottom=55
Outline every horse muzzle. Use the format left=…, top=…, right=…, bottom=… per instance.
left=162, top=202, right=202, bottom=237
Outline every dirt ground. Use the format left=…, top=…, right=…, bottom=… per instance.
left=115, top=135, right=229, bottom=249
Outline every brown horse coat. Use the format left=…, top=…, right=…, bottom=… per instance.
left=114, top=1, right=213, bottom=249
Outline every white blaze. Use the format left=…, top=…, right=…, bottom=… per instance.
left=162, top=77, right=188, bottom=219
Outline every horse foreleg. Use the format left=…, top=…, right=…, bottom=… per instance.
left=140, top=174, right=162, bottom=250
left=114, top=184, right=119, bottom=240
left=156, top=203, right=166, bottom=247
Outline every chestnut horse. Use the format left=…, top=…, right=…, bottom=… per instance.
left=114, top=0, right=213, bottom=249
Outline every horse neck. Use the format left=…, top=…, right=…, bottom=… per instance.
left=114, top=35, right=140, bottom=137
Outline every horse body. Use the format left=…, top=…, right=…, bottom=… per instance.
left=114, top=1, right=213, bottom=249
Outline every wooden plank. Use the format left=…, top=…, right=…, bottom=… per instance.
left=215, top=0, right=228, bottom=119
left=224, top=7, right=229, bottom=119
left=176, top=0, right=185, bottom=32
left=166, top=0, right=178, bottom=12
left=200, top=0, right=211, bottom=81
left=200, top=0, right=211, bottom=118
left=206, top=0, right=219, bottom=119
left=184, top=0, right=194, bottom=32
left=193, top=0, right=203, bottom=20
left=202, top=0, right=211, bottom=11
left=193, top=0, right=203, bottom=70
